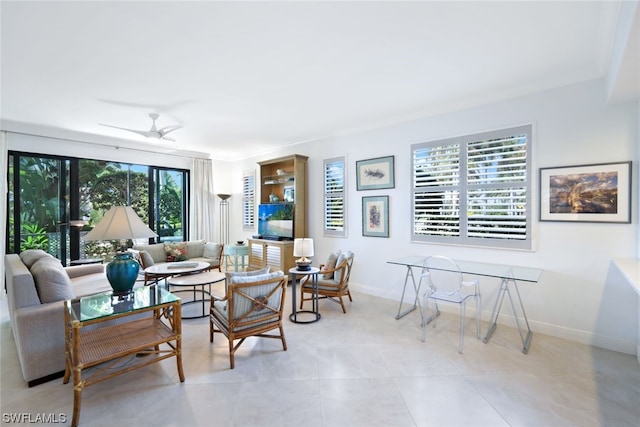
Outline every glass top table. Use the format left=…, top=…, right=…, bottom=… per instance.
left=69, top=285, right=180, bottom=323
left=387, top=255, right=543, bottom=354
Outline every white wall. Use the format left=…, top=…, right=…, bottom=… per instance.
left=227, top=78, right=640, bottom=354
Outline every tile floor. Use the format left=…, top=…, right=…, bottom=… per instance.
left=1, top=285, right=640, bottom=427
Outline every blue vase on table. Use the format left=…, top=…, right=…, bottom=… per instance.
left=106, top=252, right=140, bottom=295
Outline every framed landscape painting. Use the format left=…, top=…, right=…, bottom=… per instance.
left=356, top=156, right=395, bottom=190
left=362, top=196, right=389, bottom=237
left=539, top=161, right=631, bottom=223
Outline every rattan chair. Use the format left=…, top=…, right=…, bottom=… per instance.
left=209, top=271, right=287, bottom=368
left=300, top=250, right=354, bottom=313
left=420, top=256, right=480, bottom=353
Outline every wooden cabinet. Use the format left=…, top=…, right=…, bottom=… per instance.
left=258, top=154, right=308, bottom=239
left=248, top=239, right=295, bottom=273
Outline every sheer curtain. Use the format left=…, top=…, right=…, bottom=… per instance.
left=0, top=132, right=7, bottom=282
left=190, top=158, right=216, bottom=242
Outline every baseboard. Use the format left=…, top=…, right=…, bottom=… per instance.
left=350, top=281, right=638, bottom=357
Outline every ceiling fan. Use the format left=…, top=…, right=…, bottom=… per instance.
left=99, top=113, right=182, bottom=142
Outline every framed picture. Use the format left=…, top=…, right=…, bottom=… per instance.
left=356, top=155, right=395, bottom=190
left=539, top=161, right=631, bottom=223
left=362, top=196, right=389, bottom=237
left=283, top=186, right=294, bottom=203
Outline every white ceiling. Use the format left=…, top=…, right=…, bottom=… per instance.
left=1, top=1, right=638, bottom=161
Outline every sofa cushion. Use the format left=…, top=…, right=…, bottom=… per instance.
left=165, top=242, right=188, bottom=262
left=19, top=250, right=53, bottom=268
left=186, top=240, right=205, bottom=258
left=133, top=243, right=166, bottom=263
left=30, top=257, right=75, bottom=303
left=203, top=242, right=222, bottom=260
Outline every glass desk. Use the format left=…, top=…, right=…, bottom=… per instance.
left=387, top=256, right=542, bottom=354
left=63, top=286, right=184, bottom=427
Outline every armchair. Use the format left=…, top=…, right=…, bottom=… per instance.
left=300, top=250, right=354, bottom=313
left=209, top=271, right=287, bottom=368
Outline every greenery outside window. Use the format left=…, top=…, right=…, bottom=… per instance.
left=324, top=156, right=346, bottom=237
left=411, top=125, right=532, bottom=250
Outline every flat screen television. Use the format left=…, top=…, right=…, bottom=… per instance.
left=258, top=203, right=294, bottom=240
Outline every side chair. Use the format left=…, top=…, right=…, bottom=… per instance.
left=420, top=255, right=480, bottom=354
left=300, top=250, right=354, bottom=313
left=209, top=270, right=287, bottom=369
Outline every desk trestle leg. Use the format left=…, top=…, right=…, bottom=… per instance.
left=396, top=266, right=422, bottom=320
left=483, top=278, right=532, bottom=354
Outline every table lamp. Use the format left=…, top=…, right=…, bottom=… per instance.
left=84, top=206, right=158, bottom=295
left=293, top=238, right=314, bottom=271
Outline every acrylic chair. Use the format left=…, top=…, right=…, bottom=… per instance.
left=300, top=250, right=354, bottom=313
left=420, top=256, right=480, bottom=353
left=209, top=271, right=287, bottom=368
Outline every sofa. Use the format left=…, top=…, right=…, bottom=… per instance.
left=131, top=240, right=223, bottom=270
left=5, top=250, right=126, bottom=386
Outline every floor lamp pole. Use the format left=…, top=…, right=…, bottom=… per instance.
left=217, top=194, right=230, bottom=245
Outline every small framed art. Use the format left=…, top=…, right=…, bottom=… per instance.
left=362, top=196, right=389, bottom=237
left=539, top=161, right=631, bottom=223
left=356, top=156, right=395, bottom=190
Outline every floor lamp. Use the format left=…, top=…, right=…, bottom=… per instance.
left=217, top=194, right=230, bottom=245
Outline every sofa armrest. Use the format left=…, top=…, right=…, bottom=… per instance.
left=65, top=264, right=105, bottom=278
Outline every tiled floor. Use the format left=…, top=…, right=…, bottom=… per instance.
left=1, top=285, right=639, bottom=427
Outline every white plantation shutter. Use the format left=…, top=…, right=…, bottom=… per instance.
left=324, top=157, right=346, bottom=237
left=242, top=170, right=255, bottom=229
left=412, top=125, right=531, bottom=249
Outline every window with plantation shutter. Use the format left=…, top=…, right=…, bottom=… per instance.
left=324, top=157, right=346, bottom=237
left=412, top=125, right=532, bottom=249
left=242, top=170, right=255, bottom=230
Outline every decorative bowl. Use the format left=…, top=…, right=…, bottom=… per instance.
left=236, top=241, right=244, bottom=245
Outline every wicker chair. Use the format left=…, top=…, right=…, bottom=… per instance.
left=300, top=250, right=354, bottom=313
left=209, top=271, right=287, bottom=369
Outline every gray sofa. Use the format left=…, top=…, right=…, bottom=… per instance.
left=4, top=250, right=135, bottom=386
left=131, top=241, right=224, bottom=283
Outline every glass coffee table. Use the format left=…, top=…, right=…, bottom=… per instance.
left=63, top=286, right=184, bottom=427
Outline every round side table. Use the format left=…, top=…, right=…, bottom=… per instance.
left=288, top=267, right=321, bottom=324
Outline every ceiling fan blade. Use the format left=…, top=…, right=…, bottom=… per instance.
left=99, top=123, right=156, bottom=138
left=160, top=135, right=176, bottom=142
left=158, top=125, right=183, bottom=136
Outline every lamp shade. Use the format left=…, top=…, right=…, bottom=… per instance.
left=84, top=206, right=157, bottom=241
left=84, top=206, right=157, bottom=295
left=293, top=238, right=314, bottom=258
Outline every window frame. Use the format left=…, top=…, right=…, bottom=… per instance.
left=411, top=125, right=532, bottom=250
left=242, top=169, right=256, bottom=230
left=323, top=156, right=347, bottom=237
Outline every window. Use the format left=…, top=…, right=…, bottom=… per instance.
left=412, top=125, right=532, bottom=249
left=8, top=151, right=189, bottom=264
left=242, top=170, right=255, bottom=230
left=323, top=157, right=346, bottom=237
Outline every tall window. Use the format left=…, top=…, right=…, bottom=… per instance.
left=324, top=156, right=346, bottom=237
left=412, top=125, right=532, bottom=249
left=7, top=152, right=189, bottom=264
left=242, top=170, right=255, bottom=230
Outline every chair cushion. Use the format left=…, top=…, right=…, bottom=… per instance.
left=20, top=249, right=53, bottom=268
left=30, top=257, right=76, bottom=303
left=333, top=252, right=349, bottom=282
left=225, top=267, right=270, bottom=283
left=321, top=251, right=340, bottom=279
left=165, top=242, right=188, bottom=262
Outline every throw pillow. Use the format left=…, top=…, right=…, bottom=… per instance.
left=333, top=252, right=349, bottom=282
left=133, top=243, right=166, bottom=263
left=225, top=267, right=270, bottom=284
left=20, top=249, right=53, bottom=268
left=321, top=251, right=340, bottom=279
left=30, top=257, right=76, bottom=303
left=186, top=240, right=206, bottom=258
left=165, top=242, right=188, bottom=262
left=139, top=250, right=155, bottom=269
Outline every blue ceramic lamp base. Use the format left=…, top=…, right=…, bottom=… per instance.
left=106, top=252, right=140, bottom=295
